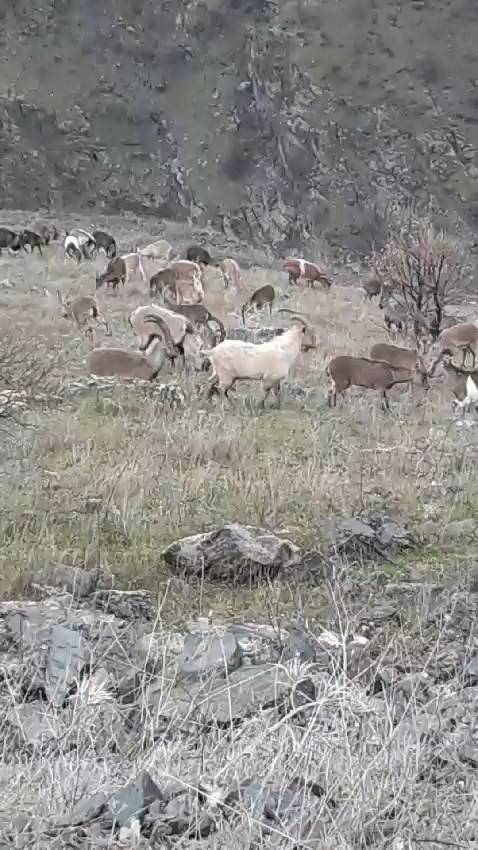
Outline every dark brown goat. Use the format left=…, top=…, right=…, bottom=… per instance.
left=241, top=285, right=275, bottom=325
left=96, top=258, right=126, bottom=292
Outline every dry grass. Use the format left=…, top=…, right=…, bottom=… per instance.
left=0, top=228, right=477, bottom=617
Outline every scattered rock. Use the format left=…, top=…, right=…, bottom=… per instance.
left=325, top=511, right=415, bottom=562
left=108, top=770, right=163, bottom=828
left=162, top=521, right=302, bottom=582
left=177, top=630, right=242, bottom=680
left=45, top=625, right=85, bottom=705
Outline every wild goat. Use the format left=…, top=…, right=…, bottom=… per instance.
left=57, top=290, right=110, bottom=338
left=170, top=260, right=204, bottom=304
left=88, top=333, right=173, bottom=381
left=64, top=228, right=96, bottom=263
left=0, top=227, right=22, bottom=254
left=137, top=239, right=172, bottom=262
left=92, top=230, right=117, bottom=258
left=28, top=219, right=59, bottom=244
left=149, top=267, right=176, bottom=300
left=369, top=343, right=428, bottom=387
left=454, top=375, right=478, bottom=414
left=20, top=229, right=43, bottom=255
left=241, top=285, right=275, bottom=325
left=166, top=302, right=226, bottom=343
left=432, top=323, right=478, bottom=368
left=220, top=258, right=241, bottom=289
left=429, top=352, right=478, bottom=402
left=96, top=257, right=126, bottom=292
left=186, top=245, right=212, bottom=266
left=128, top=303, right=194, bottom=366
left=327, top=355, right=420, bottom=411
left=203, top=315, right=317, bottom=408
left=379, top=291, right=408, bottom=335
left=285, top=258, right=331, bottom=289
left=119, top=253, right=147, bottom=285
left=363, top=277, right=382, bottom=301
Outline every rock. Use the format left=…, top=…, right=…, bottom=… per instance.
left=325, top=511, right=415, bottom=562
left=7, top=703, right=63, bottom=748
left=229, top=622, right=287, bottom=664
left=442, top=518, right=477, bottom=540
left=162, top=521, right=302, bottom=583
left=161, top=794, right=214, bottom=837
left=177, top=630, right=242, bottom=680
left=150, top=663, right=291, bottom=725
left=281, top=629, right=317, bottom=663
left=108, top=770, right=163, bottom=827
left=55, top=792, right=109, bottom=828
left=45, top=624, right=85, bottom=704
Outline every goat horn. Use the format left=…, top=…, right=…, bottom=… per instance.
left=142, top=313, right=176, bottom=349
left=277, top=308, right=310, bottom=324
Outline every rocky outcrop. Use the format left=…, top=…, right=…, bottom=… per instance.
left=1, top=0, right=478, bottom=258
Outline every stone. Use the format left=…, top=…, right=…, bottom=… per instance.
left=108, top=770, right=163, bottom=827
left=177, top=630, right=242, bottom=680
left=32, top=564, right=104, bottom=598
left=281, top=629, right=317, bottom=663
left=325, top=511, right=415, bottom=562
left=149, top=663, right=291, bottom=725
left=162, top=521, right=302, bottom=583
left=45, top=624, right=85, bottom=705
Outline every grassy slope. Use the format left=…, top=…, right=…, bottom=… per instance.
left=0, top=216, right=477, bottom=622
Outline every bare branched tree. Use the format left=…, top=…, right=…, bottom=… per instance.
left=372, top=211, right=472, bottom=345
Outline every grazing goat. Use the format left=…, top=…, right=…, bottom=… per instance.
left=167, top=302, right=226, bottom=343
left=29, top=219, right=59, bottom=244
left=137, top=239, right=172, bottom=262
left=241, top=285, right=275, bottom=325
left=285, top=258, right=331, bottom=289
left=369, top=343, right=428, bottom=388
left=186, top=245, right=212, bottom=266
left=96, top=257, right=126, bottom=292
left=327, top=356, right=418, bottom=411
left=454, top=375, right=478, bottom=414
left=429, top=352, right=478, bottom=403
left=220, top=258, right=241, bottom=289
left=363, top=277, right=382, bottom=301
left=119, top=253, right=147, bottom=285
left=92, top=230, right=117, bottom=258
left=20, top=229, right=43, bottom=255
left=88, top=335, right=171, bottom=382
left=149, top=267, right=176, bottom=301
left=170, top=260, right=204, bottom=304
left=0, top=227, right=22, bottom=254
left=64, top=228, right=96, bottom=263
left=57, top=290, right=110, bottom=338
left=432, top=323, right=478, bottom=368
left=128, top=303, right=194, bottom=366
left=203, top=315, right=317, bottom=408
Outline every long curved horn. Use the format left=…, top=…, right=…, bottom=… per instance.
left=276, top=308, right=310, bottom=324
left=141, top=313, right=176, bottom=352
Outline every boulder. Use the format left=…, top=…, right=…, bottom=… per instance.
left=177, top=630, right=242, bottom=680
left=162, top=522, right=302, bottom=582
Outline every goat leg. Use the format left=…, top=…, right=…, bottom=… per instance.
left=381, top=390, right=391, bottom=413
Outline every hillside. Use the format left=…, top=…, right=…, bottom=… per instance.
left=1, top=0, right=478, bottom=256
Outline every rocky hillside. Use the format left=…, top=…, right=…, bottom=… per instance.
left=1, top=0, right=478, bottom=256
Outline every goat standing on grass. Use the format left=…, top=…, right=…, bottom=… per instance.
left=57, top=290, right=110, bottom=338
left=88, top=317, right=176, bottom=380
left=165, top=302, right=226, bottom=343
left=64, top=229, right=96, bottom=263
left=431, top=323, right=478, bottom=368
left=285, top=258, right=331, bottom=289
left=241, top=285, right=275, bottom=325
left=203, top=314, right=317, bottom=409
left=327, top=355, right=424, bottom=412
left=0, top=227, right=22, bottom=254
left=92, top=230, right=117, bottom=258
left=96, top=257, right=126, bottom=293
left=220, top=258, right=241, bottom=289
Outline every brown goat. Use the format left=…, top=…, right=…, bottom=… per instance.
left=434, top=323, right=478, bottom=368
left=363, top=277, right=382, bottom=300
left=149, top=267, right=177, bottom=300
left=220, top=258, right=241, bottom=289
left=327, top=355, right=418, bottom=411
left=96, top=257, right=126, bottom=292
left=57, top=290, right=110, bottom=338
left=285, top=258, right=331, bottom=289
left=88, top=337, right=167, bottom=381
left=166, top=302, right=226, bottom=343
left=369, top=343, right=428, bottom=388
left=241, top=285, right=275, bottom=324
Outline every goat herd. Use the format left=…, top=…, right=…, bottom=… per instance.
left=2, top=218, right=478, bottom=415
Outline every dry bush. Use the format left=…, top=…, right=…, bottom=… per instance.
left=373, top=212, right=472, bottom=344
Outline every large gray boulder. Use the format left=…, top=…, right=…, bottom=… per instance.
left=162, top=522, right=302, bottom=582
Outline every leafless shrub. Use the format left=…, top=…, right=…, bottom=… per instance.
left=0, top=334, right=62, bottom=427
left=373, top=212, right=472, bottom=344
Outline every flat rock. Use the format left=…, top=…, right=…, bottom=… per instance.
left=324, top=511, right=415, bottom=562
left=150, top=663, right=291, bottom=725
left=45, top=624, right=85, bottom=704
left=177, top=630, right=242, bottom=680
left=162, top=521, right=302, bottom=582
